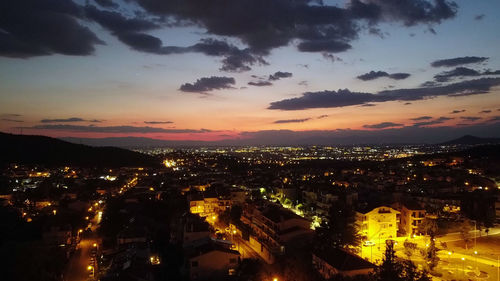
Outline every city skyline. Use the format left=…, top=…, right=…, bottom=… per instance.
left=2, top=0, right=500, bottom=143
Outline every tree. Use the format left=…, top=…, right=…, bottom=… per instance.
left=403, top=240, right=417, bottom=260
left=418, top=218, right=438, bottom=237
left=459, top=220, right=472, bottom=249
left=425, top=238, right=439, bottom=270
left=373, top=240, right=431, bottom=281
left=374, top=240, right=402, bottom=281
left=316, top=201, right=361, bottom=250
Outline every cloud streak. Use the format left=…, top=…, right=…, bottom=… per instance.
left=431, top=56, right=488, bottom=67
left=144, top=121, right=174, bottom=124
left=268, top=77, right=500, bottom=110
left=273, top=118, right=311, bottom=124
left=433, top=67, right=500, bottom=82
left=363, top=122, right=403, bottom=129
left=20, top=124, right=212, bottom=134
left=41, top=117, right=103, bottom=123
left=357, top=71, right=411, bottom=81
left=179, top=76, right=236, bottom=94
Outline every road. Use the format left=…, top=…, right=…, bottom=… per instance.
left=232, top=235, right=261, bottom=260
left=64, top=239, right=95, bottom=281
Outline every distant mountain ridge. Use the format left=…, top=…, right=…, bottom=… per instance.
left=0, top=132, right=159, bottom=167
left=441, top=135, right=500, bottom=145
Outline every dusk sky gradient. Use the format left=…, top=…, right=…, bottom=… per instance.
left=1, top=0, right=500, bottom=144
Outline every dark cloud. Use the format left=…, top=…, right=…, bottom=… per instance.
left=84, top=5, right=268, bottom=72
left=363, top=122, right=403, bottom=129
left=269, top=89, right=374, bottom=110
left=124, top=0, right=456, bottom=58
left=40, top=117, right=102, bottom=123
left=269, top=77, right=500, bottom=110
left=359, top=0, right=457, bottom=26
left=94, top=0, right=118, bottom=8
left=248, top=71, right=292, bottom=87
left=298, top=80, right=309, bottom=86
left=434, top=67, right=480, bottom=82
left=179, top=76, right=236, bottom=93
left=273, top=118, right=311, bottom=124
left=317, top=115, right=329, bottom=119
left=269, top=71, right=293, bottom=81
left=144, top=121, right=174, bottom=124
left=0, top=0, right=104, bottom=58
left=404, top=102, right=412, bottom=105
left=474, top=14, right=485, bottom=21
left=361, top=103, right=377, bottom=107
left=84, top=5, right=158, bottom=34
left=389, top=73, right=411, bottom=80
left=433, top=67, right=500, bottom=82
left=357, top=71, right=389, bottom=81
left=121, top=36, right=267, bottom=72
left=412, top=116, right=453, bottom=127
left=357, top=71, right=410, bottom=81
left=411, top=116, right=433, bottom=121
left=460, top=116, right=481, bottom=122
left=248, top=81, right=273, bottom=87
left=479, top=110, right=491, bottom=114
left=21, top=124, right=211, bottom=134
left=3, top=0, right=459, bottom=74
left=431, top=56, right=488, bottom=67
left=298, top=40, right=352, bottom=53
left=450, top=109, right=466, bottom=114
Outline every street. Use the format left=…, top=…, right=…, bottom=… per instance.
left=64, top=239, right=96, bottom=281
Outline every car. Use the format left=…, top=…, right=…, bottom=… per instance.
left=363, top=241, right=375, bottom=247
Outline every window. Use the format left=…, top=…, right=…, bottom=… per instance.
left=191, top=261, right=198, bottom=267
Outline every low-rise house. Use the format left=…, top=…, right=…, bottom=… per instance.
left=312, top=247, right=376, bottom=279
left=182, top=213, right=211, bottom=244
left=184, top=239, right=240, bottom=280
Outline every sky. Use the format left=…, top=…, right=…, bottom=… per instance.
left=1, top=0, right=500, bottom=144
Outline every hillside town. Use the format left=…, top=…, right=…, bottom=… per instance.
left=1, top=143, right=499, bottom=281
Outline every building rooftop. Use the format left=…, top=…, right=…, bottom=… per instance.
left=313, top=247, right=376, bottom=271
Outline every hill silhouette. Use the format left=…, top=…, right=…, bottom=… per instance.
left=441, top=135, right=500, bottom=145
left=0, top=132, right=159, bottom=167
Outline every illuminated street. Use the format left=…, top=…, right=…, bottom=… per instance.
left=64, top=239, right=97, bottom=281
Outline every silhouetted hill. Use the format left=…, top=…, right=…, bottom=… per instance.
left=0, top=132, right=159, bottom=167
left=441, top=135, right=500, bottom=145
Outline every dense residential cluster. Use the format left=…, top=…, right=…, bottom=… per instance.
left=1, top=143, right=499, bottom=281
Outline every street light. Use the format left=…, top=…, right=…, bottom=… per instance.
left=273, top=278, right=278, bottom=281
left=461, top=257, right=465, bottom=277
left=474, top=251, right=478, bottom=270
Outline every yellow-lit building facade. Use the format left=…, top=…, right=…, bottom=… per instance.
left=399, top=205, right=425, bottom=236
left=189, top=198, right=231, bottom=217
left=357, top=206, right=399, bottom=243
